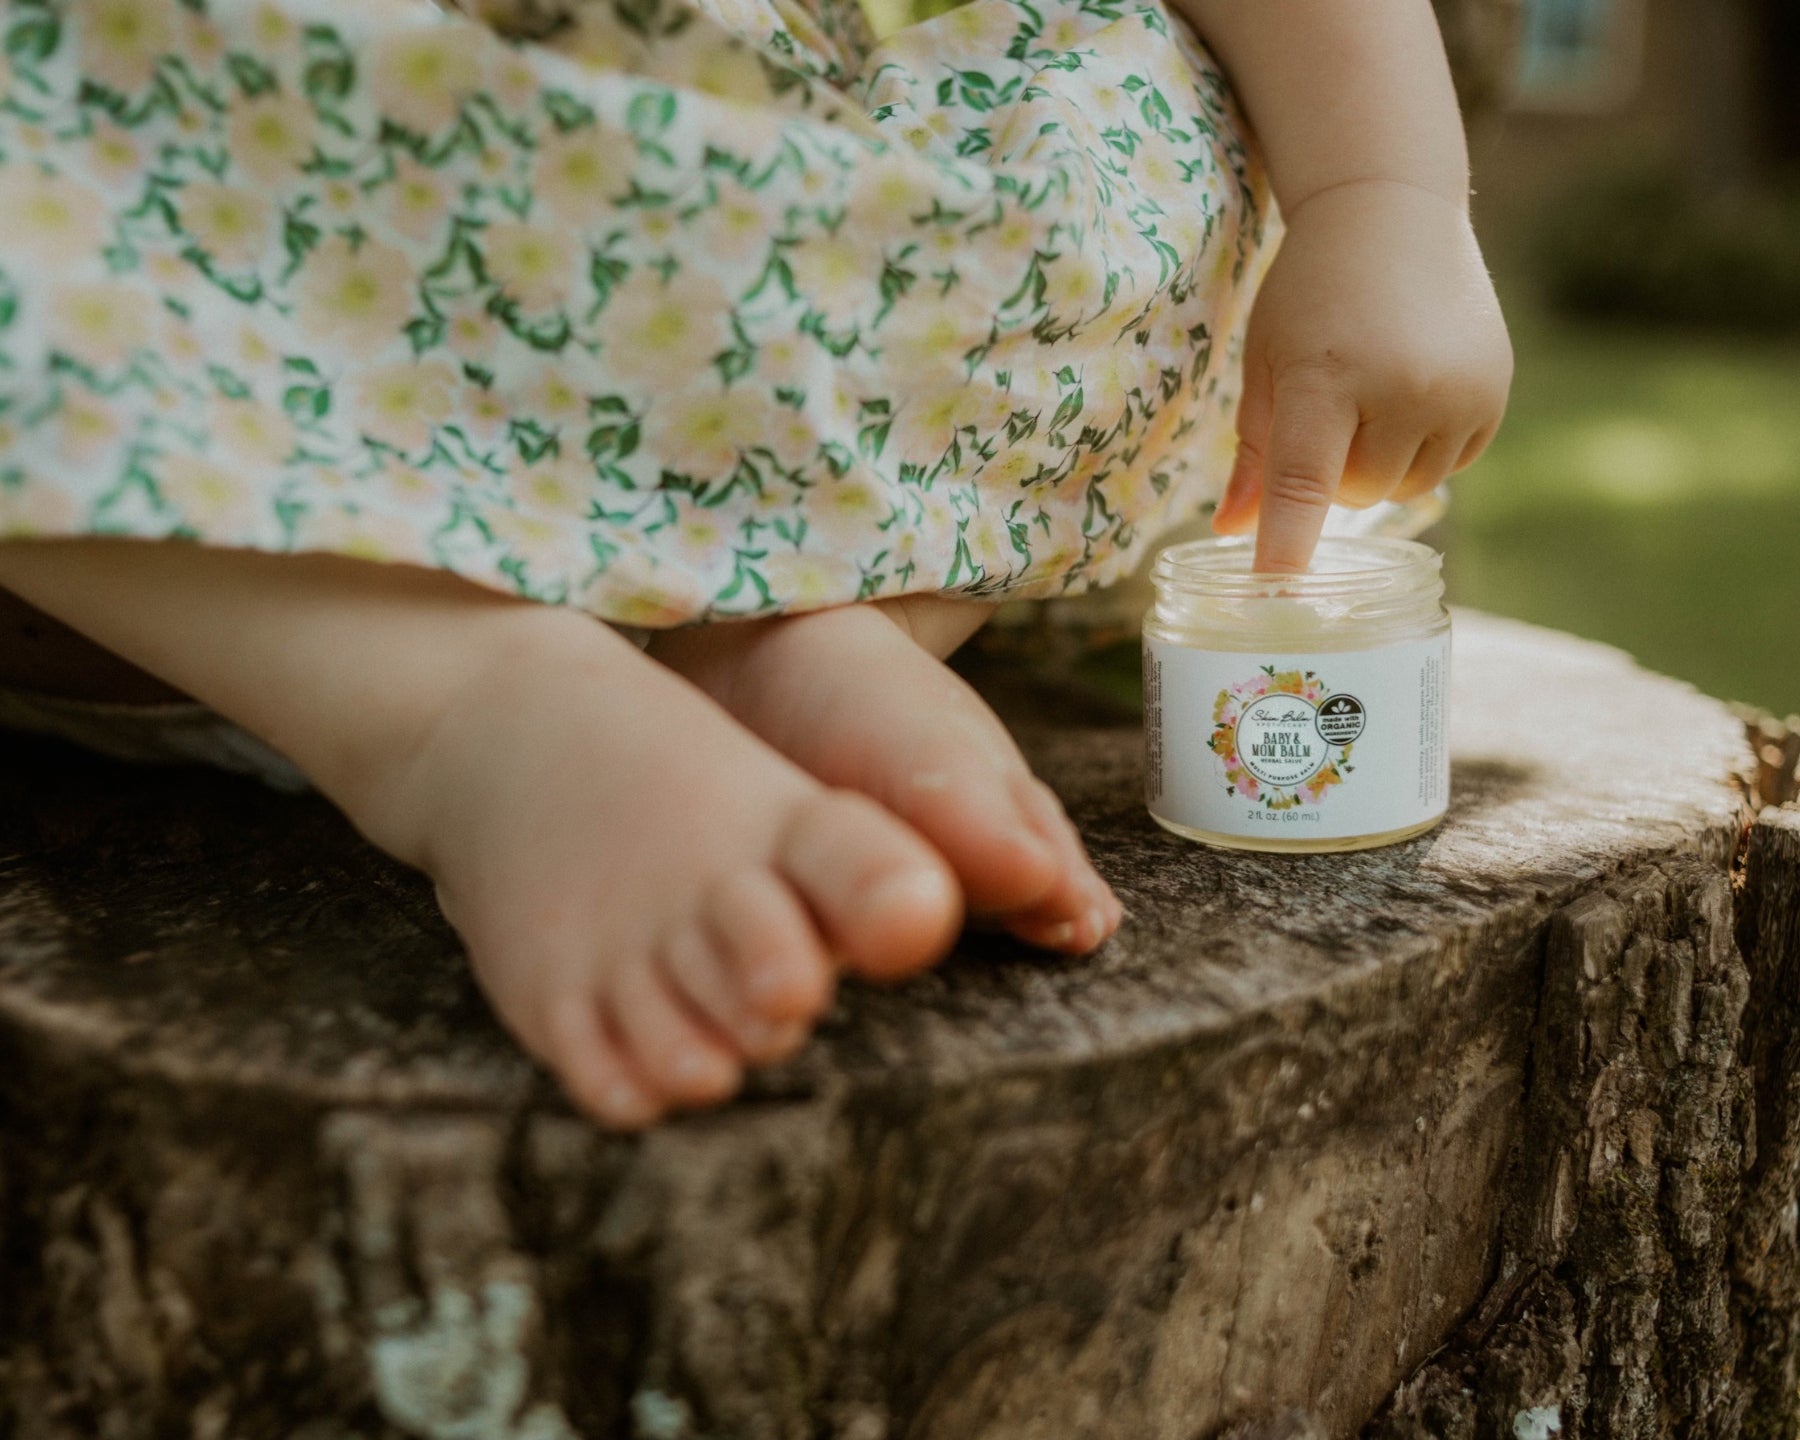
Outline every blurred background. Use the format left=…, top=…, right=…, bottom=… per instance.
left=954, top=0, right=1800, bottom=721
left=1447, top=0, right=1800, bottom=719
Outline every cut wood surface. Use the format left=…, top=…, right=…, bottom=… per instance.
left=0, top=610, right=1794, bottom=1440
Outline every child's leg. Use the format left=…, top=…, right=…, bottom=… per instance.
left=0, top=540, right=961, bottom=1127
left=651, top=597, right=1124, bottom=954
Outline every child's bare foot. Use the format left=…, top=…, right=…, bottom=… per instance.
left=0, top=542, right=961, bottom=1131
left=651, top=601, right=1122, bottom=955
left=365, top=613, right=962, bottom=1128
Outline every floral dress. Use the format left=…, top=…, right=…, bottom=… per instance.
left=0, top=0, right=1270, bottom=627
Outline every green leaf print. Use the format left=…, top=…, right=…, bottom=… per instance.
left=543, top=91, right=598, bottom=132
left=283, top=385, right=331, bottom=422
left=5, top=14, right=60, bottom=65
left=627, top=90, right=677, bottom=139
left=1138, top=87, right=1172, bottom=130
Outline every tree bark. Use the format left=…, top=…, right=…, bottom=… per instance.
left=0, top=613, right=1791, bottom=1439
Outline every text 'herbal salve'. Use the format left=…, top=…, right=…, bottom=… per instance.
left=1143, top=537, right=1450, bottom=853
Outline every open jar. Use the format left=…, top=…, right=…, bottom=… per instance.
left=1143, top=537, right=1450, bottom=853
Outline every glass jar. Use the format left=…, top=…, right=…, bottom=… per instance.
left=1143, top=537, right=1450, bottom=853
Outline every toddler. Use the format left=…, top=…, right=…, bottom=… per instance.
left=0, top=0, right=1510, bottom=1127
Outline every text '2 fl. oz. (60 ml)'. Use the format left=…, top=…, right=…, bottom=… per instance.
left=1142, top=537, right=1450, bottom=853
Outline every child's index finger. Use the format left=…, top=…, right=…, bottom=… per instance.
left=1251, top=370, right=1360, bottom=574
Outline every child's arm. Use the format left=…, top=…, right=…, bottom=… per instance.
left=1176, top=0, right=1513, bottom=571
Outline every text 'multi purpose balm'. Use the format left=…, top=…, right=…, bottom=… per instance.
left=1143, top=537, right=1450, bottom=853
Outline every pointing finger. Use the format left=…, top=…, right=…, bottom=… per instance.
left=1252, top=369, right=1359, bottom=574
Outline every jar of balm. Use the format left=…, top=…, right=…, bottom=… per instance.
left=1143, top=537, right=1450, bottom=853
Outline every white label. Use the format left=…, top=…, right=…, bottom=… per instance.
left=1143, top=631, right=1450, bottom=842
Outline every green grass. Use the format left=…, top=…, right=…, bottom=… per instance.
left=1443, top=289, right=1800, bottom=716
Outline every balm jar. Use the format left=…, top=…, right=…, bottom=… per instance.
left=1143, top=537, right=1450, bottom=853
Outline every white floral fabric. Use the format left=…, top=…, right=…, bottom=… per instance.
left=0, top=0, right=1269, bottom=625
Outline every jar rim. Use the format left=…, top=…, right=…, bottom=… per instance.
left=1152, top=536, right=1442, bottom=598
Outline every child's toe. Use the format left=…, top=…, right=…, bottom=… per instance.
left=541, top=992, right=664, bottom=1130
left=701, top=869, right=836, bottom=1030
left=608, top=959, right=744, bottom=1110
left=1001, top=776, right=1119, bottom=943
left=777, top=791, right=961, bottom=982
left=887, top=758, right=1062, bottom=914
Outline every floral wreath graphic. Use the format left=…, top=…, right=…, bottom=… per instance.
left=1207, top=667, right=1356, bottom=809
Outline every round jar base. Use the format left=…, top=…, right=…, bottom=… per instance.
left=1148, top=810, right=1447, bottom=854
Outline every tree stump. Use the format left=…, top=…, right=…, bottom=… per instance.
left=0, top=611, right=1795, bottom=1440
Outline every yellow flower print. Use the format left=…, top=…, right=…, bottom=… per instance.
left=631, top=208, right=678, bottom=248
left=889, top=375, right=984, bottom=465
left=157, top=453, right=261, bottom=534
left=761, top=550, right=842, bottom=609
left=300, top=184, right=349, bottom=223
left=649, top=30, right=772, bottom=106
left=698, top=187, right=775, bottom=267
left=0, top=480, right=80, bottom=538
left=971, top=208, right=1041, bottom=267
left=50, top=283, right=156, bottom=369
left=249, top=4, right=301, bottom=56
left=225, top=92, right=317, bottom=185
left=161, top=312, right=206, bottom=368
left=668, top=513, right=726, bottom=569
left=444, top=304, right=501, bottom=363
left=787, top=229, right=887, bottom=328
left=983, top=444, right=1048, bottom=490
left=877, top=300, right=978, bottom=375
left=512, top=367, right=585, bottom=429
left=1040, top=11, right=1092, bottom=53
left=380, top=465, right=439, bottom=504
left=1040, top=247, right=1106, bottom=322
left=0, top=169, right=109, bottom=264
left=293, top=507, right=424, bottom=566
left=601, top=271, right=732, bottom=391
left=989, top=100, right=1065, bottom=166
left=178, top=182, right=273, bottom=270
left=561, top=9, right=650, bottom=74
left=458, top=387, right=512, bottom=447
left=486, top=508, right=573, bottom=576
left=55, top=393, right=123, bottom=465
left=209, top=398, right=298, bottom=468
left=382, top=157, right=451, bottom=244
left=294, top=235, right=416, bottom=351
left=81, top=0, right=180, bottom=94
left=753, top=333, right=815, bottom=394
left=237, top=326, right=278, bottom=368
left=1136, top=139, right=1184, bottom=194
left=940, top=0, right=1017, bottom=52
left=646, top=384, right=769, bottom=478
left=483, top=221, right=574, bottom=312
left=1019, top=510, right=1088, bottom=582
left=531, top=130, right=633, bottom=226
left=516, top=456, right=597, bottom=519
left=352, top=359, right=460, bottom=452
left=489, top=53, right=540, bottom=114
left=182, top=11, right=227, bottom=71
left=760, top=405, right=820, bottom=469
left=371, top=25, right=487, bottom=135
left=579, top=544, right=706, bottom=628
left=800, top=475, right=886, bottom=551
left=961, top=506, right=1019, bottom=576
left=85, top=121, right=144, bottom=188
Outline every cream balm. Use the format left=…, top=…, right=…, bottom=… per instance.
left=1143, top=536, right=1450, bottom=852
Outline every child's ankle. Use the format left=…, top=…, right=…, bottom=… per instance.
left=315, top=605, right=606, bottom=870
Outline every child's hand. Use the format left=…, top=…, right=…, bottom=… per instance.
left=1211, top=179, right=1513, bottom=572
